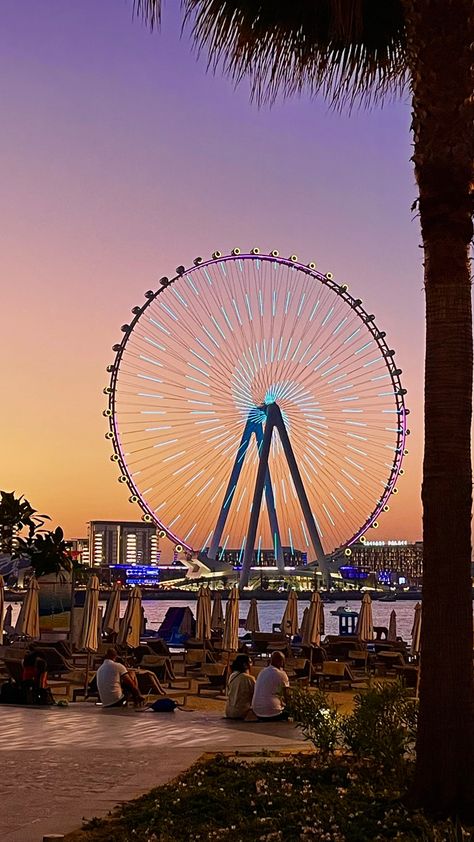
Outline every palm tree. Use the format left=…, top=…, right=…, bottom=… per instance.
left=135, top=0, right=474, bottom=816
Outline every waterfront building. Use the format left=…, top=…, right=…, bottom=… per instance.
left=336, top=539, right=423, bottom=586
left=88, top=520, right=161, bottom=567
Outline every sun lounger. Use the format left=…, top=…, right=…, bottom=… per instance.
left=196, top=663, right=227, bottom=697
left=318, top=660, right=368, bottom=691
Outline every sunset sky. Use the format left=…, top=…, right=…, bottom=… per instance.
left=1, top=1, right=424, bottom=552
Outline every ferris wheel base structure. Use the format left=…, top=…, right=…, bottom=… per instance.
left=202, top=401, right=331, bottom=588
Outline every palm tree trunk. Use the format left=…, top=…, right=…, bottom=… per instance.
left=404, top=0, right=474, bottom=817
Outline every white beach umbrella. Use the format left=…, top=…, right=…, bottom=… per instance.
left=244, top=598, right=260, bottom=633
left=281, top=589, right=299, bottom=636
left=103, top=581, right=122, bottom=636
left=356, top=593, right=374, bottom=641
left=196, top=585, right=212, bottom=641
left=0, top=575, right=4, bottom=641
left=78, top=575, right=100, bottom=652
left=411, top=602, right=422, bottom=656
left=302, top=591, right=324, bottom=647
left=15, top=576, right=40, bottom=638
left=211, top=591, right=224, bottom=631
left=118, top=586, right=142, bottom=648
left=387, top=609, right=397, bottom=642
left=223, top=586, right=239, bottom=652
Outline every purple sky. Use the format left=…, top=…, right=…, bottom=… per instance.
left=0, top=1, right=424, bottom=546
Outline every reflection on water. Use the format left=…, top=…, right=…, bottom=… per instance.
left=10, top=598, right=422, bottom=641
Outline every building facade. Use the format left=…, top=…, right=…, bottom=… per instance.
left=337, top=539, right=423, bottom=586
left=88, top=520, right=161, bottom=567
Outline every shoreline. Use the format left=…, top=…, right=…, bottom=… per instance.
left=5, top=587, right=424, bottom=603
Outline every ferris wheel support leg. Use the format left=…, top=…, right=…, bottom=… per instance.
left=273, top=407, right=331, bottom=588
left=208, top=418, right=254, bottom=561
left=240, top=405, right=278, bottom=588
left=254, top=423, right=284, bottom=572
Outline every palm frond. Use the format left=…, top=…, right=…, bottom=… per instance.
left=133, top=0, right=161, bottom=30
left=183, top=0, right=408, bottom=108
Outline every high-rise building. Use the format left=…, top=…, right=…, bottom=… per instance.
left=88, top=520, right=161, bottom=567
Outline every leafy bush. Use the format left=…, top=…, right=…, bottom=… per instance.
left=341, top=681, right=417, bottom=777
left=284, top=686, right=342, bottom=758
left=287, top=681, right=417, bottom=780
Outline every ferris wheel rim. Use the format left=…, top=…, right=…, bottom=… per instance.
left=105, top=251, right=408, bottom=557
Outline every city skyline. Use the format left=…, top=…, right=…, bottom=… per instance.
left=1, top=1, right=424, bottom=546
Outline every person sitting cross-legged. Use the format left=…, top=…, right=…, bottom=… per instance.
left=96, top=647, right=145, bottom=708
left=225, top=654, right=256, bottom=720
left=251, top=651, right=290, bottom=722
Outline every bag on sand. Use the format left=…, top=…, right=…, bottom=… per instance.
left=150, top=698, right=178, bottom=712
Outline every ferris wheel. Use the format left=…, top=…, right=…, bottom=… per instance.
left=104, top=250, right=408, bottom=585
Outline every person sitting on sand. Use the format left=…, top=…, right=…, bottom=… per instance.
left=251, top=651, right=290, bottom=721
left=96, top=647, right=145, bottom=708
left=225, top=654, right=255, bottom=720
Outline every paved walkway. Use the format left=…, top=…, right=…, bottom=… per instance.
left=0, top=704, right=304, bottom=841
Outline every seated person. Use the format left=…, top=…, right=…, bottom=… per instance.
left=225, top=654, right=255, bottom=720
left=251, top=651, right=290, bottom=721
left=96, top=648, right=145, bottom=708
left=21, top=652, right=51, bottom=704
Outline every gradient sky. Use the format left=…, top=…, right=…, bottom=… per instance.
left=1, top=1, right=424, bottom=551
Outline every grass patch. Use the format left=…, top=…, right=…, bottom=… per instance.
left=65, top=753, right=470, bottom=841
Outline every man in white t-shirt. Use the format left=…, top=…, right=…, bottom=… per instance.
left=96, top=648, right=145, bottom=708
left=252, top=651, right=290, bottom=721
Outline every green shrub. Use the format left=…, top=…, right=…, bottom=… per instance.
left=284, top=686, right=342, bottom=758
left=341, top=681, right=417, bottom=777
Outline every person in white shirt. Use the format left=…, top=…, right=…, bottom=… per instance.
left=252, top=651, right=290, bottom=721
left=96, top=648, right=145, bottom=708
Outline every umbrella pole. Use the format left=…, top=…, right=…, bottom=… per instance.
left=309, top=646, right=313, bottom=686
left=415, top=653, right=421, bottom=700
left=84, top=652, right=91, bottom=700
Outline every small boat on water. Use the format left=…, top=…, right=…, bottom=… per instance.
left=330, top=605, right=355, bottom=616
left=379, top=593, right=397, bottom=602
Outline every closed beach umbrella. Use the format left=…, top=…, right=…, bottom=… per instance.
left=244, top=598, right=260, bottom=633
left=15, top=576, right=40, bottom=638
left=388, top=609, right=397, bottom=642
left=118, top=586, right=142, bottom=648
left=196, top=585, right=212, bottom=641
left=4, top=604, right=13, bottom=634
left=299, top=606, right=309, bottom=639
left=281, top=589, right=299, bottom=636
left=411, top=602, right=422, bottom=656
left=0, top=575, right=4, bottom=641
left=103, top=581, right=121, bottom=636
left=211, top=590, right=224, bottom=631
left=223, top=586, right=239, bottom=652
left=78, top=575, right=100, bottom=652
left=356, top=593, right=374, bottom=641
left=302, top=591, right=324, bottom=647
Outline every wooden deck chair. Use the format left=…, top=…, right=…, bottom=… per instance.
left=136, top=668, right=187, bottom=706
left=196, top=663, right=228, bottom=697
left=320, top=660, right=365, bottom=691
left=140, top=654, right=191, bottom=689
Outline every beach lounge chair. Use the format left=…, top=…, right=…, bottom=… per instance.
left=319, top=661, right=367, bottom=691
left=374, top=650, right=407, bottom=675
left=136, top=669, right=187, bottom=706
left=3, top=659, right=78, bottom=700
left=139, top=654, right=191, bottom=689
left=196, top=663, right=228, bottom=697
